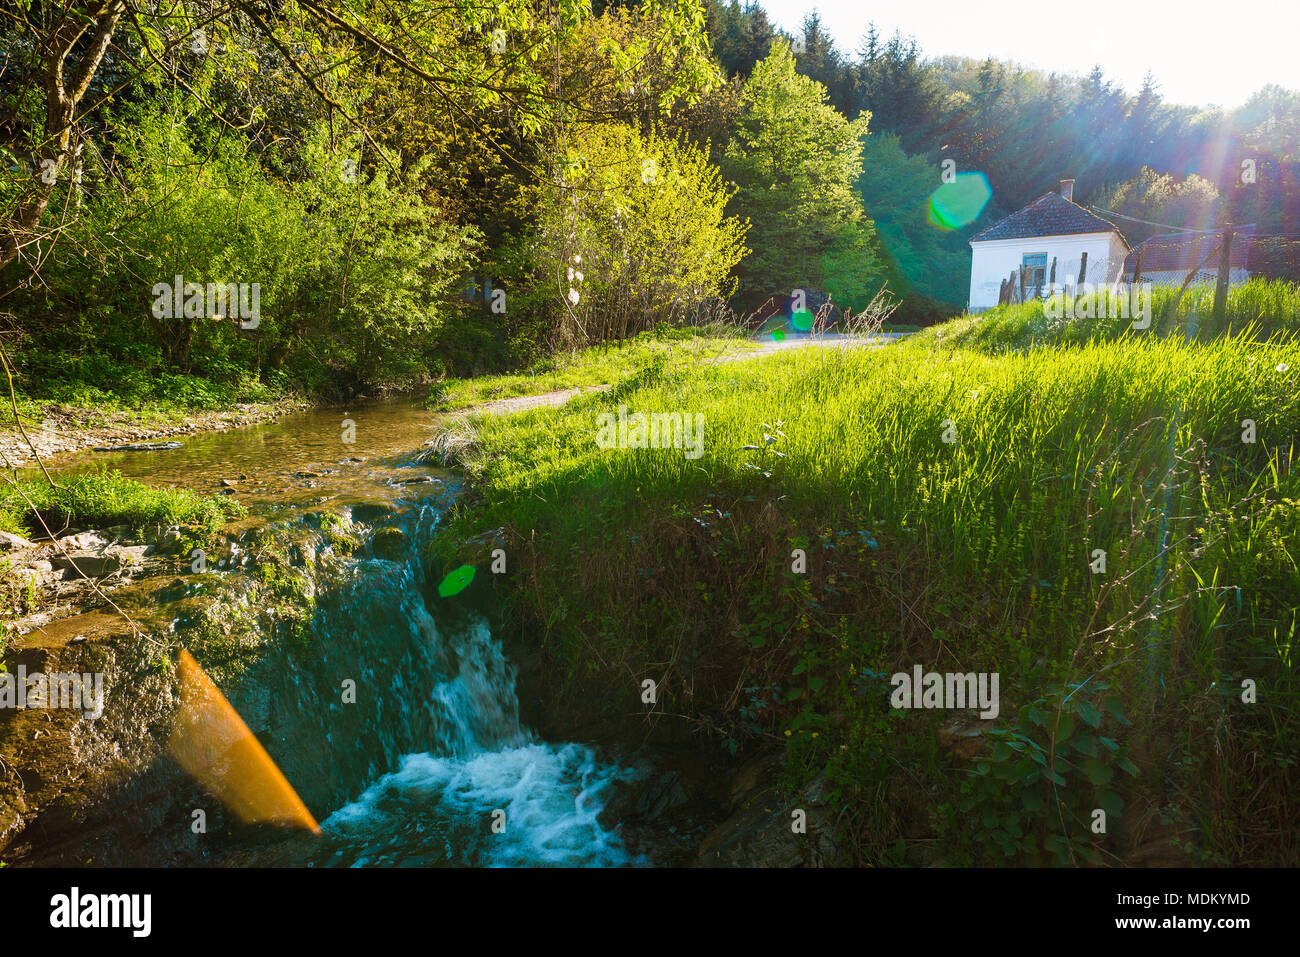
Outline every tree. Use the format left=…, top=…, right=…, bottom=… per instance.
left=1091, top=167, right=1221, bottom=244
left=721, top=43, right=886, bottom=309
left=856, top=134, right=974, bottom=313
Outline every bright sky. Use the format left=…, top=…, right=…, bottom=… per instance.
left=759, top=0, right=1300, bottom=108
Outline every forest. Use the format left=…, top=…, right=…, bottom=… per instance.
left=4, top=0, right=1297, bottom=408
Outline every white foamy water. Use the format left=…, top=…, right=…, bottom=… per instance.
left=308, top=508, right=646, bottom=867
left=322, top=744, right=647, bottom=867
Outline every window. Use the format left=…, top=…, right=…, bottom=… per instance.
left=1022, top=253, right=1048, bottom=298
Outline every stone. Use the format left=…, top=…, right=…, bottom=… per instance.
left=56, top=531, right=107, bottom=551
left=92, top=441, right=182, bottom=452
left=0, top=529, right=34, bottom=552
left=50, top=545, right=149, bottom=577
left=633, top=770, right=691, bottom=821
left=937, top=719, right=987, bottom=760
left=371, top=526, right=407, bottom=561
left=349, top=502, right=397, bottom=525
left=695, top=753, right=847, bottom=868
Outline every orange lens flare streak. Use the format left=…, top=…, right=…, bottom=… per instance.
left=167, top=649, right=320, bottom=834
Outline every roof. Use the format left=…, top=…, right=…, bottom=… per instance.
left=1124, top=225, right=1255, bottom=274
left=970, top=191, right=1126, bottom=244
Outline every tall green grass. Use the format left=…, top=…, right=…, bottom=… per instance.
left=0, top=469, right=244, bottom=538
left=438, top=325, right=1300, bottom=865
left=922, top=277, right=1300, bottom=353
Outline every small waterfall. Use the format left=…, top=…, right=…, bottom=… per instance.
left=250, top=492, right=645, bottom=867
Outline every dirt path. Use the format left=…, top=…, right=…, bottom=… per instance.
left=458, top=385, right=612, bottom=417
left=714, top=331, right=909, bottom=363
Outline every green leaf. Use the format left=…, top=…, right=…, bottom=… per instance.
left=1099, top=736, right=1119, bottom=752
left=1074, top=698, right=1102, bottom=728
left=1117, top=756, right=1140, bottom=777
left=1105, top=696, right=1132, bottom=725
left=1071, top=735, right=1099, bottom=757
left=1097, top=790, right=1124, bottom=817
left=1083, top=758, right=1114, bottom=786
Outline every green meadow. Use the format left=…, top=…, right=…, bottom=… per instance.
left=433, top=282, right=1300, bottom=865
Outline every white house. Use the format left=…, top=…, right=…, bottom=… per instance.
left=968, top=179, right=1129, bottom=312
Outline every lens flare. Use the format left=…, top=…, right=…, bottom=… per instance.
left=167, top=649, right=320, bottom=833
left=791, top=308, right=813, bottom=332
left=928, top=172, right=993, bottom=230
left=438, top=564, right=476, bottom=597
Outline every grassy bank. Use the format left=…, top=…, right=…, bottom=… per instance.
left=432, top=302, right=1300, bottom=866
left=923, top=277, right=1300, bottom=353
left=0, top=469, right=243, bottom=540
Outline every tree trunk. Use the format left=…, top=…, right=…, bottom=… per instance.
left=0, top=2, right=124, bottom=273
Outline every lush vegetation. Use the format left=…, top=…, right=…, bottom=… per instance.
left=432, top=295, right=1300, bottom=865
left=5, top=1, right=1298, bottom=411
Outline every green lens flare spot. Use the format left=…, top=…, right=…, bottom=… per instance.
left=438, top=564, right=476, bottom=597
left=792, top=308, right=813, bottom=332
left=928, top=172, right=993, bottom=230
left=771, top=328, right=786, bottom=342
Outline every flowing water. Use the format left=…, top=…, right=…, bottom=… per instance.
left=33, top=397, right=650, bottom=867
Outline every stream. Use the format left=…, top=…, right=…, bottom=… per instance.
left=24, top=396, right=652, bottom=867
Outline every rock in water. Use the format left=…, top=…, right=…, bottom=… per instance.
left=92, top=441, right=183, bottom=452
left=371, top=526, right=407, bottom=561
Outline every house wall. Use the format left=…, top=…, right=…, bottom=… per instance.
left=968, top=232, right=1129, bottom=312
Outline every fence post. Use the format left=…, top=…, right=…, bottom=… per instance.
left=1077, top=251, right=1088, bottom=287
left=1212, top=224, right=1233, bottom=324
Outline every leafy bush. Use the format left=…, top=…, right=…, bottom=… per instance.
left=497, top=122, right=748, bottom=350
